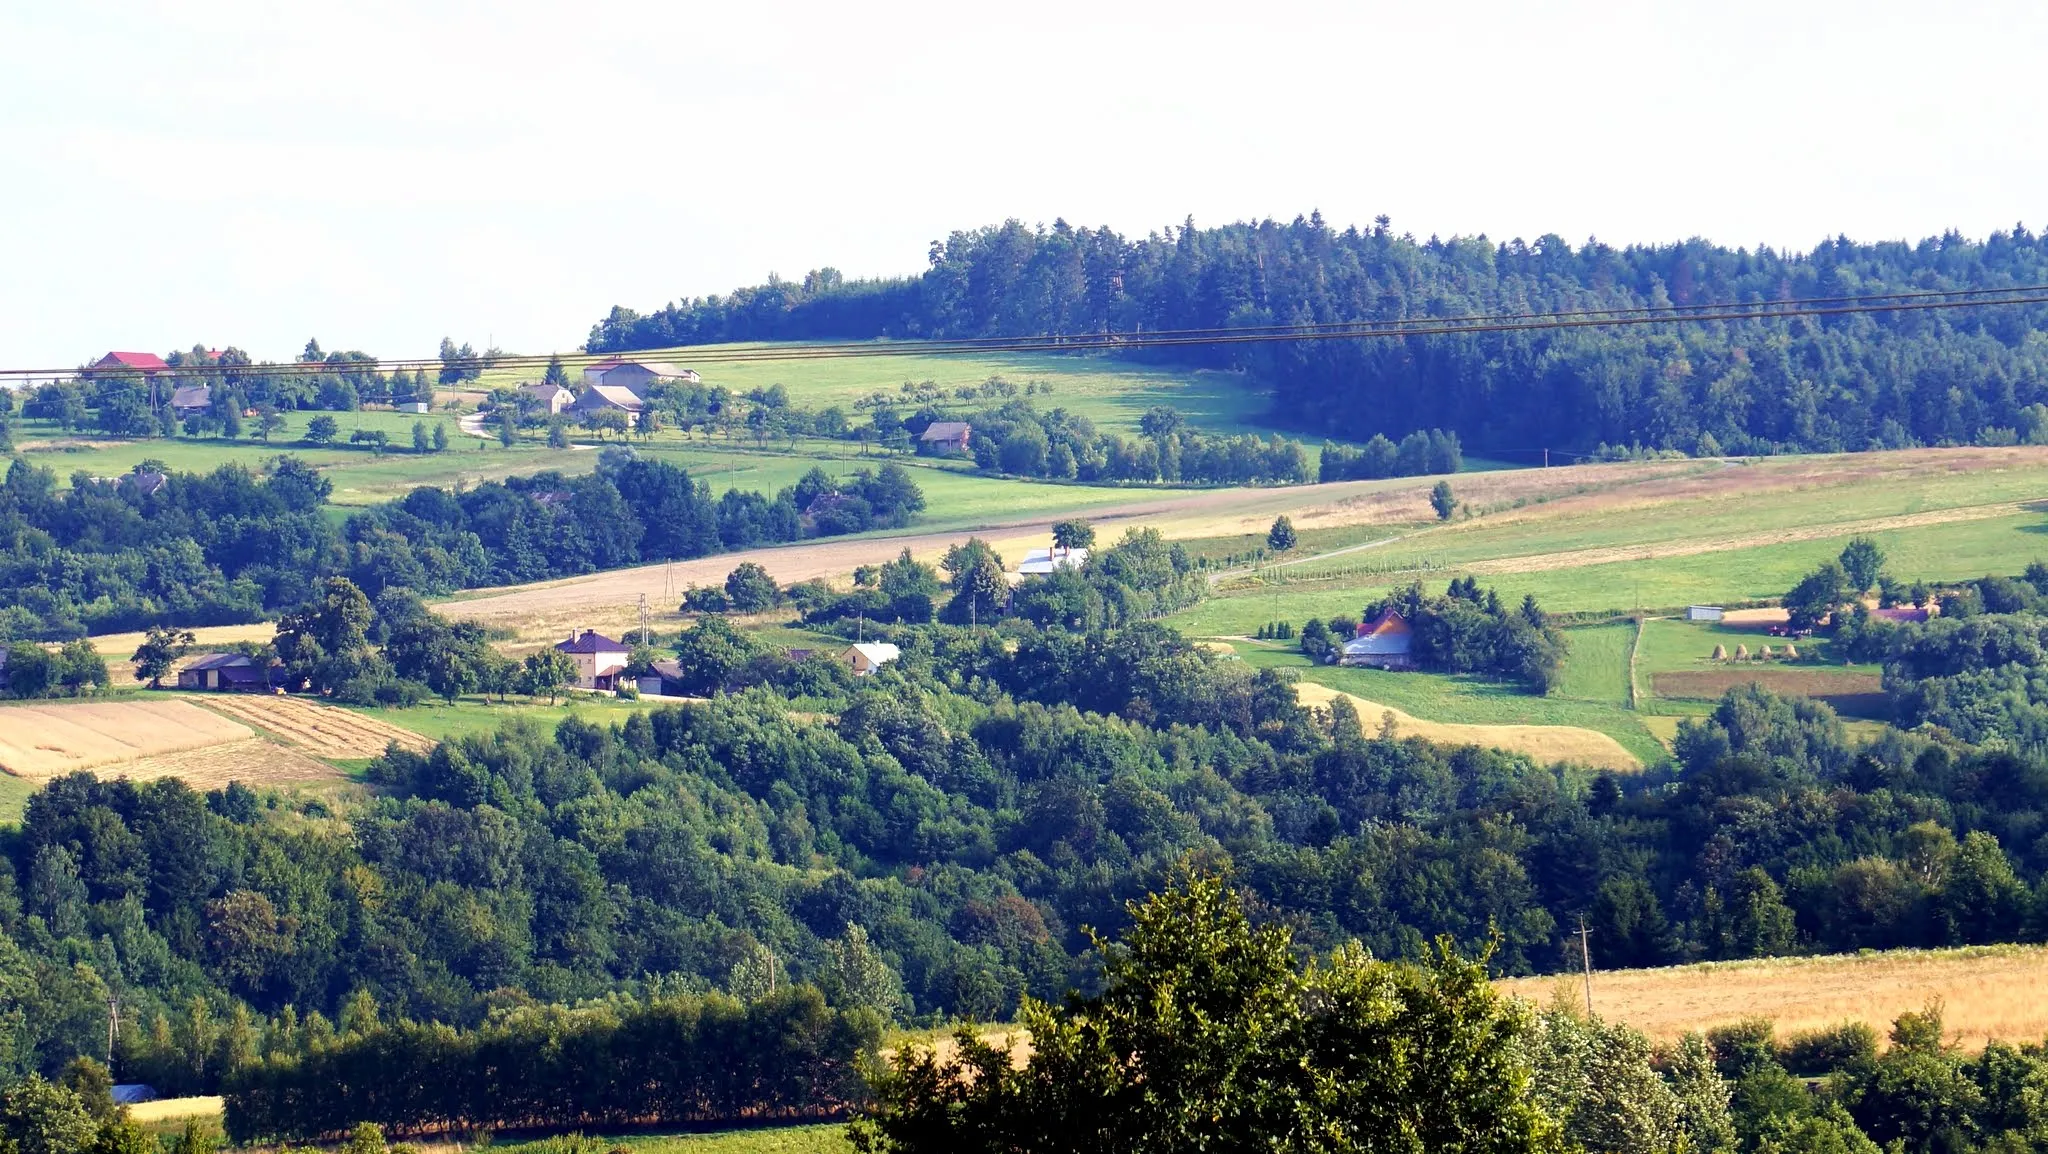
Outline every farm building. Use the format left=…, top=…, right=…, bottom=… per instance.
left=843, top=643, right=900, bottom=676
left=1340, top=609, right=1416, bottom=670
left=556, top=629, right=631, bottom=690
left=573, top=385, right=644, bottom=415
left=919, top=421, right=973, bottom=454
left=89, top=351, right=169, bottom=374
left=1873, top=606, right=1931, bottom=624
left=1017, top=547, right=1088, bottom=577
left=1686, top=605, right=1725, bottom=622
left=169, top=384, right=213, bottom=417
left=595, top=360, right=699, bottom=392
left=580, top=357, right=622, bottom=385
left=522, top=381, right=574, bottom=414
left=119, top=469, right=169, bottom=498
left=636, top=659, right=688, bottom=697
left=176, top=652, right=282, bottom=691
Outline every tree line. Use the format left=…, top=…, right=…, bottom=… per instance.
left=588, top=215, right=2048, bottom=458
left=0, top=451, right=923, bottom=639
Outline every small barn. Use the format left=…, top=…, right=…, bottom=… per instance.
left=169, top=384, right=213, bottom=418
left=1340, top=609, right=1416, bottom=670
left=919, top=421, right=973, bottom=454
left=636, top=658, right=688, bottom=697
left=843, top=643, right=901, bottom=676
left=176, top=653, right=280, bottom=691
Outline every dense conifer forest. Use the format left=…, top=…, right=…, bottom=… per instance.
left=589, top=218, right=2048, bottom=457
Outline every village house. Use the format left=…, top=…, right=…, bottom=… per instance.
left=573, top=385, right=645, bottom=416
left=1017, top=546, right=1088, bottom=577
left=522, top=381, right=574, bottom=415
left=176, top=652, right=282, bottom=691
left=1340, top=609, right=1416, bottom=670
left=919, top=421, right=973, bottom=454
left=581, top=359, right=699, bottom=392
left=556, top=629, right=631, bottom=690
left=89, top=351, right=169, bottom=375
left=169, top=384, right=213, bottom=418
left=843, top=642, right=901, bottom=676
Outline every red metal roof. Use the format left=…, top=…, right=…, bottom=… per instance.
left=97, top=351, right=169, bottom=371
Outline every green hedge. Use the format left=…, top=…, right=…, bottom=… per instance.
left=223, top=987, right=880, bottom=1142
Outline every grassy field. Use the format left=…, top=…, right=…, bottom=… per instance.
left=476, top=344, right=1273, bottom=441
left=1498, top=944, right=2048, bottom=1051
left=341, top=694, right=673, bottom=744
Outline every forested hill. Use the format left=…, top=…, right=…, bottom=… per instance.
left=587, top=218, right=2048, bottom=457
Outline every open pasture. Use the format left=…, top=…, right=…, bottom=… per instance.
left=1292, top=679, right=1643, bottom=771
left=0, top=699, right=253, bottom=778
left=1498, top=944, right=2048, bottom=1051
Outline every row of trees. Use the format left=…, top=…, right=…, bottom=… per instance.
left=589, top=216, right=2048, bottom=458
left=957, top=401, right=1312, bottom=485
left=0, top=450, right=924, bottom=639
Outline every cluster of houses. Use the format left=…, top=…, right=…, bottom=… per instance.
left=519, top=359, right=701, bottom=420
left=551, top=628, right=900, bottom=695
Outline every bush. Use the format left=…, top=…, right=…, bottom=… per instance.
left=1780, top=1021, right=1879, bottom=1075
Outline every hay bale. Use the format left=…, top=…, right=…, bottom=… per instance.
left=1783, top=644, right=1800, bottom=660
left=1759, top=644, right=1775, bottom=660
left=1711, top=644, right=1728, bottom=661
left=1734, top=643, right=1750, bottom=661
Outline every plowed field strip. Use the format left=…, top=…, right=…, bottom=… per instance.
left=194, top=696, right=431, bottom=757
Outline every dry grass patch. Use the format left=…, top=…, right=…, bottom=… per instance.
left=196, top=696, right=432, bottom=758
left=1498, top=945, right=2048, bottom=1051
left=126, top=1097, right=222, bottom=1124
left=1293, top=681, right=1641, bottom=772
left=110, top=739, right=342, bottom=791
left=0, top=700, right=253, bottom=779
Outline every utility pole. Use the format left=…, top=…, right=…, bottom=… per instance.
left=1574, top=917, right=1596, bottom=1016
left=107, top=993, right=121, bottom=1065
left=638, top=593, right=649, bottom=645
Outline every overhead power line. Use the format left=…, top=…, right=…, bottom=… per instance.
left=8, top=282, right=2048, bottom=385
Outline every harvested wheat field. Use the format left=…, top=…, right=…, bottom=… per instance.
left=1653, top=669, right=1886, bottom=716
left=196, top=695, right=432, bottom=757
left=1293, top=681, right=1641, bottom=772
left=108, top=740, right=340, bottom=790
left=0, top=699, right=253, bottom=779
left=1498, top=945, right=2048, bottom=1051
left=126, top=1097, right=223, bottom=1124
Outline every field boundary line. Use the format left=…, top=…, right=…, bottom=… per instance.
left=1625, top=616, right=1648, bottom=710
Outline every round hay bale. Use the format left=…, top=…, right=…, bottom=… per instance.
left=1759, top=644, right=1774, bottom=660
left=1783, top=644, right=1800, bottom=660
left=1711, top=644, right=1728, bottom=661
left=1734, top=643, right=1750, bottom=661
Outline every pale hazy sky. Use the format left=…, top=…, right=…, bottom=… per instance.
left=3, top=0, right=2042, bottom=367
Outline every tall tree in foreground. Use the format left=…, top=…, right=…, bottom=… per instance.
left=852, top=869, right=1567, bottom=1153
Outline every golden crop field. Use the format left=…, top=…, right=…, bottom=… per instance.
left=0, top=699, right=253, bottom=778
left=196, top=695, right=433, bottom=758
left=1497, top=944, right=2048, bottom=1050
left=1293, top=680, right=1641, bottom=772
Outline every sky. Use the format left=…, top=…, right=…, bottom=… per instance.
left=2, top=0, right=2044, bottom=368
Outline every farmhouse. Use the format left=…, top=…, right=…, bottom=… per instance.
left=90, top=351, right=169, bottom=374
left=1340, top=609, right=1416, bottom=670
left=596, top=360, right=699, bottom=392
left=522, top=381, right=574, bottom=414
left=556, top=629, right=631, bottom=690
left=843, top=643, right=900, bottom=676
left=573, top=385, right=645, bottom=416
left=176, top=652, right=282, bottom=691
left=169, top=384, right=213, bottom=417
left=1017, top=547, right=1088, bottom=577
left=919, top=421, right=973, bottom=454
